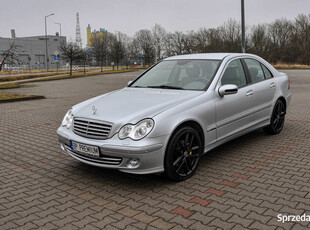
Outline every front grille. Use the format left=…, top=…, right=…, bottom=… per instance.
left=73, top=117, right=112, bottom=140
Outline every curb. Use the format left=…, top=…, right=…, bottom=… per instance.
left=0, top=95, right=45, bottom=103
left=0, top=85, right=21, bottom=90
left=0, top=86, right=20, bottom=90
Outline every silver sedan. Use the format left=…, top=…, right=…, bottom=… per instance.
left=57, top=53, right=291, bottom=181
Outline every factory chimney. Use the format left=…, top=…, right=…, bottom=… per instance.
left=11, top=29, right=16, bottom=38
left=76, top=13, right=82, bottom=47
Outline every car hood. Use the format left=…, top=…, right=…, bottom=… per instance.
left=72, top=87, right=203, bottom=127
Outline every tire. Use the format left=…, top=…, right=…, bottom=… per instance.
left=164, top=126, right=202, bottom=181
left=263, top=99, right=286, bottom=135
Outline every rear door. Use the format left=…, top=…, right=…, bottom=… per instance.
left=242, top=58, right=277, bottom=125
left=214, top=59, right=255, bottom=141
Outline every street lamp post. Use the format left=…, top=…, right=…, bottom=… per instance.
left=241, top=0, right=245, bottom=53
left=55, top=23, right=62, bottom=73
left=55, top=22, right=61, bottom=37
left=45, top=13, right=54, bottom=71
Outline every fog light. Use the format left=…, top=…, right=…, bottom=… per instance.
left=127, top=158, right=140, bottom=168
left=60, top=143, right=65, bottom=151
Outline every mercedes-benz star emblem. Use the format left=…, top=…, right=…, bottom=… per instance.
left=92, top=105, right=97, bottom=115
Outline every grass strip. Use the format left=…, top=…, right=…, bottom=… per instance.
left=0, top=83, right=20, bottom=89
left=0, top=73, right=64, bottom=83
left=24, top=68, right=138, bottom=83
left=0, top=68, right=139, bottom=84
left=273, top=64, right=310, bottom=69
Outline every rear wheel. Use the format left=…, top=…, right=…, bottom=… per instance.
left=264, top=99, right=286, bottom=135
left=164, top=126, right=202, bottom=181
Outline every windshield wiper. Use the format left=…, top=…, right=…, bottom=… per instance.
left=147, top=85, right=184, bottom=90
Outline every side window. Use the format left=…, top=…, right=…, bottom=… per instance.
left=221, top=59, right=247, bottom=88
left=244, top=59, right=265, bottom=83
left=261, top=65, right=273, bottom=79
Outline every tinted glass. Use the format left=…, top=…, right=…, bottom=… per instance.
left=262, top=65, right=273, bottom=79
left=221, top=59, right=247, bottom=88
left=131, top=60, right=220, bottom=90
left=244, top=59, right=265, bottom=83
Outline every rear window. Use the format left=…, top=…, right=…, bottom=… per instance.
left=244, top=59, right=265, bottom=83
left=261, top=65, right=273, bottom=79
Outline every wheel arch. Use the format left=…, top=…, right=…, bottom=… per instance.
left=163, top=119, right=205, bottom=180
left=277, top=96, right=287, bottom=112
left=168, top=120, right=205, bottom=151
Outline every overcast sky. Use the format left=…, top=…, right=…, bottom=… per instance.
left=1, top=0, right=309, bottom=46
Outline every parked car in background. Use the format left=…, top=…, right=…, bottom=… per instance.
left=57, top=53, right=291, bottom=181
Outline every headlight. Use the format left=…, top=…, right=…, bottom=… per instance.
left=119, top=119, right=154, bottom=140
left=61, top=109, right=74, bottom=129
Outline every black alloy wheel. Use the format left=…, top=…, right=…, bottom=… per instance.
left=164, top=126, right=202, bottom=181
left=264, top=99, right=286, bottom=135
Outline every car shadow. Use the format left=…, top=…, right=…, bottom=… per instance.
left=67, top=128, right=277, bottom=191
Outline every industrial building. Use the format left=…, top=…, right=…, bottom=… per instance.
left=85, top=25, right=143, bottom=66
left=0, top=30, right=66, bottom=70
left=86, top=24, right=107, bottom=48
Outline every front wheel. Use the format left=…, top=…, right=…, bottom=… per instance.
left=164, top=126, right=202, bottom=181
left=263, top=99, right=286, bottom=135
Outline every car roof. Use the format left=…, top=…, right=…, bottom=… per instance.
left=164, top=53, right=256, bottom=61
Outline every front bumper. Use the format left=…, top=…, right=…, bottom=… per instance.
left=57, top=127, right=169, bottom=174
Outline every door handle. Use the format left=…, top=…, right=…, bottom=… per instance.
left=246, top=90, right=253, bottom=96
left=270, top=82, right=276, bottom=88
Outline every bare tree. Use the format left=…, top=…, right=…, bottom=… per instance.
left=59, top=42, right=83, bottom=76
left=0, top=42, right=20, bottom=71
left=168, top=31, right=185, bottom=55
left=91, top=32, right=112, bottom=71
left=182, top=31, right=196, bottom=54
left=79, top=48, right=92, bottom=73
left=191, top=27, right=225, bottom=53
left=293, top=14, right=310, bottom=64
left=248, top=24, right=270, bottom=58
left=193, top=28, right=209, bottom=53
left=110, top=32, right=126, bottom=70
left=166, top=31, right=195, bottom=56
left=269, top=19, right=293, bottom=47
left=268, top=18, right=294, bottom=63
left=206, top=28, right=225, bottom=52
left=122, top=37, right=133, bottom=68
left=152, top=24, right=167, bottom=61
left=163, top=33, right=175, bottom=57
left=126, top=37, right=139, bottom=67
left=133, top=29, right=155, bottom=66
left=127, top=37, right=139, bottom=56
left=220, top=19, right=242, bottom=52
left=57, top=14, right=310, bottom=67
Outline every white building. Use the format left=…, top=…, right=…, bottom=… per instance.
left=0, top=31, right=66, bottom=70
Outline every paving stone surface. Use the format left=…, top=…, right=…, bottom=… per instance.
left=1, top=69, right=310, bottom=229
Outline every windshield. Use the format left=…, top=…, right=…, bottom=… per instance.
left=131, top=59, right=220, bottom=90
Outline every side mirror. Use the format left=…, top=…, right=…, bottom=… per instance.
left=127, top=80, right=133, bottom=86
left=218, top=84, right=238, bottom=96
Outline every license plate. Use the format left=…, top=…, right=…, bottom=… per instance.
left=70, top=141, right=100, bottom=158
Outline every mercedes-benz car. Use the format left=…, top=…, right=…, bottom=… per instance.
left=57, top=53, right=291, bottom=181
